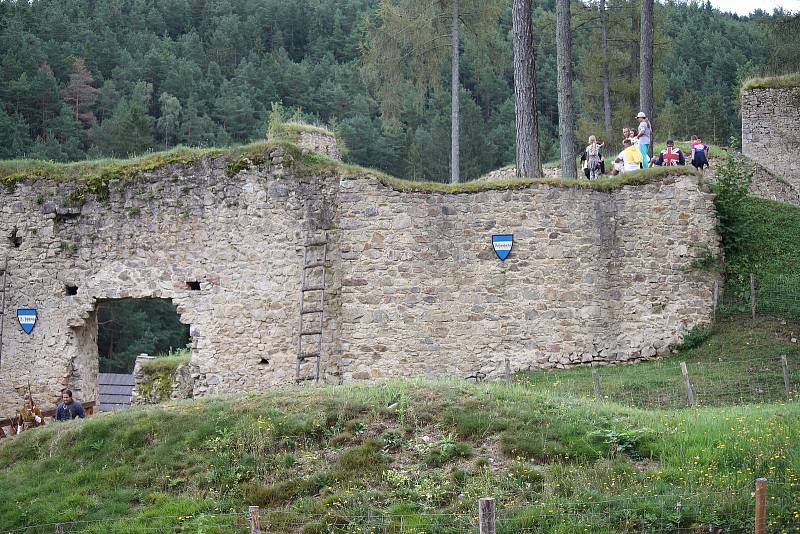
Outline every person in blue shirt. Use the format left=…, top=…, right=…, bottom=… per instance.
left=55, top=389, right=85, bottom=421
left=636, top=112, right=652, bottom=169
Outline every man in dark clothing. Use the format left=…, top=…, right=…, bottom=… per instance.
left=55, top=389, right=85, bottom=421
left=651, top=139, right=685, bottom=167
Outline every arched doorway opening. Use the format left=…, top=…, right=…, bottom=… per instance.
left=96, top=298, right=190, bottom=411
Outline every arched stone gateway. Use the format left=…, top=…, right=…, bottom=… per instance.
left=0, top=136, right=721, bottom=415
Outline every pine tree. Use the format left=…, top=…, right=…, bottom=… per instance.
left=60, top=58, right=100, bottom=125
left=512, top=0, right=543, bottom=178
left=639, top=0, right=654, bottom=156
left=556, top=0, right=577, bottom=178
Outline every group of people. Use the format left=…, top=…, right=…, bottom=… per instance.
left=580, top=111, right=711, bottom=179
left=8, top=389, right=85, bottom=435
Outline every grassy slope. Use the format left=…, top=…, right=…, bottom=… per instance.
left=721, top=196, right=800, bottom=319
left=521, top=318, right=800, bottom=408
left=0, top=381, right=797, bottom=533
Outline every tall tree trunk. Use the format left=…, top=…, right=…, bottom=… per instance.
left=556, top=0, right=577, bottom=178
left=600, top=0, right=612, bottom=138
left=640, top=0, right=654, bottom=157
left=630, top=4, right=639, bottom=83
left=512, top=0, right=543, bottom=178
left=450, top=0, right=460, bottom=184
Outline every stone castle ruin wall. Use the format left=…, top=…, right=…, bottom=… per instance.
left=0, top=144, right=720, bottom=415
left=742, top=86, right=800, bottom=201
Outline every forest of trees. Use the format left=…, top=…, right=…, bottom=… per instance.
left=97, top=299, right=190, bottom=373
left=0, top=0, right=797, bottom=182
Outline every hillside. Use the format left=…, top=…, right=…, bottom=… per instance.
left=0, top=0, right=794, bottom=182
left=0, top=380, right=797, bottom=533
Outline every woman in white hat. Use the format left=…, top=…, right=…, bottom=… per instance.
left=636, top=112, right=652, bottom=168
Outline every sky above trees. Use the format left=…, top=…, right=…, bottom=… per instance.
left=709, top=0, right=799, bottom=15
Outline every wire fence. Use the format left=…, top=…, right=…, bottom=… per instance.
left=9, top=481, right=797, bottom=533
left=520, top=352, right=799, bottom=409
left=718, top=274, right=800, bottom=322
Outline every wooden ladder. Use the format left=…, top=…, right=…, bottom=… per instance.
left=0, top=254, right=8, bottom=371
left=295, top=232, right=327, bottom=383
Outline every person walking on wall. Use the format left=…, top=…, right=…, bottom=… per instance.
left=15, top=395, right=45, bottom=434
left=636, top=112, right=652, bottom=168
left=690, top=135, right=710, bottom=171
left=55, top=390, right=85, bottom=421
left=585, top=136, right=604, bottom=180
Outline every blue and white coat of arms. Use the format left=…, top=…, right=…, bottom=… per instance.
left=492, top=234, right=513, bottom=261
left=17, top=309, right=38, bottom=334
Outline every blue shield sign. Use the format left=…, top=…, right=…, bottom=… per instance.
left=492, top=234, right=513, bottom=261
left=17, top=309, right=38, bottom=335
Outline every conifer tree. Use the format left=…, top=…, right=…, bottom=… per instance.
left=556, top=0, right=577, bottom=178
left=512, top=0, right=543, bottom=178
left=60, top=58, right=99, bottom=125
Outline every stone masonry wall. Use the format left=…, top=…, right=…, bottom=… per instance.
left=335, top=175, right=720, bottom=380
left=0, top=140, right=720, bottom=415
left=0, top=148, right=338, bottom=416
left=742, top=87, right=800, bottom=195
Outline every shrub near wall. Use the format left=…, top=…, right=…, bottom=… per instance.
left=133, top=351, right=192, bottom=405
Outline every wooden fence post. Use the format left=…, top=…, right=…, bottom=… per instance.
left=782, top=356, right=791, bottom=399
left=249, top=505, right=261, bottom=534
left=712, top=280, right=719, bottom=322
left=479, top=497, right=496, bottom=534
left=680, top=362, right=697, bottom=408
left=755, top=478, right=767, bottom=534
left=592, top=369, right=602, bottom=400
left=750, top=273, right=756, bottom=320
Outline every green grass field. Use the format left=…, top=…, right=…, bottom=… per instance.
left=1, top=381, right=798, bottom=533
left=521, top=318, right=800, bottom=409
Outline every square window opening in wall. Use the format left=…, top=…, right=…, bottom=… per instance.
left=9, top=228, right=22, bottom=248
left=187, top=281, right=201, bottom=291
left=65, top=285, right=78, bottom=296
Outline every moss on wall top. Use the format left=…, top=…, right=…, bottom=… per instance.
left=0, top=141, right=301, bottom=193
left=342, top=165, right=702, bottom=194
left=742, top=73, right=800, bottom=91
left=139, top=353, right=191, bottom=376
left=1, top=133, right=702, bottom=198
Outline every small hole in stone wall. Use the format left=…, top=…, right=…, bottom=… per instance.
left=259, top=357, right=270, bottom=365
left=65, top=285, right=78, bottom=296
left=187, top=281, right=201, bottom=291
left=9, top=228, right=22, bottom=248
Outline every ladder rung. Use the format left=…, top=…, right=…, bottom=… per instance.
left=305, top=240, right=327, bottom=247
left=295, top=375, right=317, bottom=383
left=298, top=352, right=320, bottom=360
left=304, top=262, right=325, bottom=269
left=300, top=330, right=322, bottom=336
left=302, top=285, right=324, bottom=291
left=300, top=307, right=323, bottom=315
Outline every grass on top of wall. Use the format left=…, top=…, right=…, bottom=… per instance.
left=742, top=73, right=800, bottom=91
left=139, top=350, right=192, bottom=375
left=0, top=140, right=302, bottom=193
left=348, top=165, right=701, bottom=194
left=1, top=132, right=701, bottom=198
